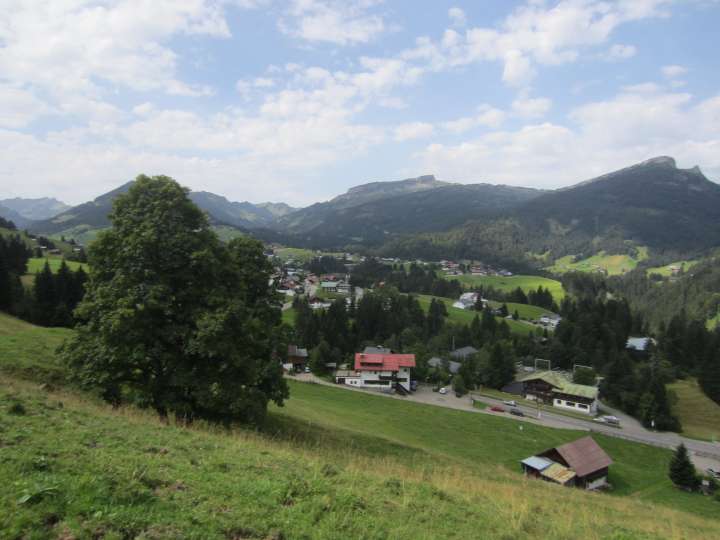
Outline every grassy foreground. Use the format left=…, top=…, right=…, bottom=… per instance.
left=668, top=378, right=720, bottom=442
left=2, top=313, right=720, bottom=538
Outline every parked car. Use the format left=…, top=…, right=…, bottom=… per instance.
left=503, top=400, right=517, bottom=407
left=509, top=408, right=525, bottom=417
left=489, top=406, right=505, bottom=413
left=410, top=380, right=418, bottom=391
left=439, top=387, right=447, bottom=395
left=603, top=415, right=620, bottom=426
left=304, top=366, right=310, bottom=373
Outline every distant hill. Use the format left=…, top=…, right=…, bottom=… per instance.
left=517, top=157, right=720, bottom=252
left=273, top=175, right=543, bottom=245
left=0, top=197, right=70, bottom=221
left=0, top=203, right=29, bottom=229
left=378, top=157, right=720, bottom=265
left=189, top=192, right=296, bottom=229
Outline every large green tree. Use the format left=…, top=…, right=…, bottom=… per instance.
left=62, top=175, right=288, bottom=424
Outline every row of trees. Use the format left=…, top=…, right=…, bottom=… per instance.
left=31, top=261, right=87, bottom=327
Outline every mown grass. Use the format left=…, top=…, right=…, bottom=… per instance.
left=547, top=249, right=649, bottom=276
left=416, top=294, right=538, bottom=336
left=281, top=307, right=297, bottom=326
left=668, top=378, right=720, bottom=442
left=443, top=274, right=566, bottom=300
left=487, top=300, right=556, bottom=320
left=27, top=257, right=87, bottom=274
left=2, top=312, right=720, bottom=538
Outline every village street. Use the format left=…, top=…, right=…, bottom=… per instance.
left=290, top=373, right=720, bottom=470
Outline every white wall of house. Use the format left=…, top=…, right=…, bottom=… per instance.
left=553, top=397, right=597, bottom=415
left=585, top=475, right=608, bottom=490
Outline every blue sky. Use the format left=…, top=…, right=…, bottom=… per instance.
left=1, top=0, right=719, bottom=206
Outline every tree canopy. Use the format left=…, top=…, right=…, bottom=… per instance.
left=62, top=175, right=288, bottom=424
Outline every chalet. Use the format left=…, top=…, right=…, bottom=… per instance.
left=539, top=314, right=562, bottom=329
left=626, top=336, right=655, bottom=355
left=516, top=371, right=598, bottom=415
left=335, top=352, right=415, bottom=393
left=452, top=292, right=485, bottom=310
left=283, top=345, right=308, bottom=372
left=521, top=436, right=612, bottom=490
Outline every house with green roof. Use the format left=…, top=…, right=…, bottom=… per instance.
left=516, top=370, right=599, bottom=415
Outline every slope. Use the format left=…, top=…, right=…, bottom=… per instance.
left=2, top=312, right=719, bottom=539
left=0, top=197, right=70, bottom=221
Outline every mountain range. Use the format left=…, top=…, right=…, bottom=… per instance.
left=2, top=156, right=719, bottom=266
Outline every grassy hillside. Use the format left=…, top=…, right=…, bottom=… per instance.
left=547, top=248, right=649, bottom=276
left=646, top=260, right=700, bottom=277
left=416, top=295, right=537, bottom=336
left=2, top=312, right=720, bottom=538
left=27, top=257, right=87, bottom=274
left=668, top=378, right=720, bottom=442
left=443, top=274, right=565, bottom=301
left=487, top=300, right=556, bottom=320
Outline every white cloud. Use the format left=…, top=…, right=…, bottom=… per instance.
left=662, top=64, right=688, bottom=78
left=418, top=90, right=720, bottom=189
left=448, top=7, right=467, bottom=27
left=512, top=97, right=552, bottom=119
left=394, top=122, right=434, bottom=142
left=0, top=86, right=53, bottom=128
left=442, top=105, right=505, bottom=134
left=602, top=44, right=637, bottom=61
left=280, top=0, right=386, bottom=45
left=0, top=0, right=234, bottom=99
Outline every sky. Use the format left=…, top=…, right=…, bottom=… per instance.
left=1, top=0, right=719, bottom=206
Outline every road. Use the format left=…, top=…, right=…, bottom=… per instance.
left=290, top=373, right=720, bottom=469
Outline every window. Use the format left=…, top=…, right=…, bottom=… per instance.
left=578, top=403, right=588, bottom=410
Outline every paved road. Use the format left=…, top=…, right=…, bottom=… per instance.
left=468, top=394, right=720, bottom=469
left=290, top=374, right=720, bottom=469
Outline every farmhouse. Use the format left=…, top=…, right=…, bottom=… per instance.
left=515, top=371, right=598, bottom=415
left=452, top=292, right=485, bottom=310
left=283, top=345, right=308, bottom=372
left=335, top=352, right=416, bottom=393
left=521, top=436, right=612, bottom=490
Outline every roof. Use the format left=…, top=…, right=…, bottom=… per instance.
left=450, top=346, right=479, bottom=358
left=363, top=346, right=393, bottom=354
left=626, top=337, right=654, bottom=351
left=288, top=345, right=308, bottom=358
left=541, top=463, right=577, bottom=485
left=519, top=370, right=598, bottom=400
left=335, top=369, right=359, bottom=378
left=427, top=357, right=461, bottom=374
left=321, top=281, right=339, bottom=288
left=521, top=456, right=553, bottom=471
left=354, top=352, right=416, bottom=372
left=553, top=436, right=613, bottom=478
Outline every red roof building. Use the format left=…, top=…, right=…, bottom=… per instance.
left=354, top=352, right=416, bottom=372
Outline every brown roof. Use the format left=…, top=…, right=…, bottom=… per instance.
left=554, top=436, right=612, bottom=477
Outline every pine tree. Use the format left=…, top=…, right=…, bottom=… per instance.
left=669, top=443, right=699, bottom=491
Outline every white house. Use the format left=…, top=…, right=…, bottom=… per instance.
left=335, top=352, right=416, bottom=393
left=452, top=292, right=485, bottom=310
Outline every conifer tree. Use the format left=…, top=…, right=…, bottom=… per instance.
left=669, top=443, right=699, bottom=491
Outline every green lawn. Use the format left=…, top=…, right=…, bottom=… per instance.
left=646, top=260, right=700, bottom=277
left=276, top=381, right=720, bottom=520
left=1, top=312, right=719, bottom=538
left=416, top=294, right=539, bottom=336
left=27, top=257, right=87, bottom=274
left=487, top=300, right=556, bottom=321
left=547, top=249, right=649, bottom=276
left=281, top=306, right=297, bottom=326
left=668, top=378, right=720, bottom=442
left=444, top=274, right=565, bottom=301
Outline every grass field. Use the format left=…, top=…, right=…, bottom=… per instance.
left=646, top=260, right=700, bottom=277
left=281, top=306, right=297, bottom=326
left=668, top=378, right=720, bottom=442
left=547, top=248, right=649, bottom=277
left=416, top=295, right=545, bottom=336
left=1, top=312, right=720, bottom=538
left=487, top=300, right=556, bottom=320
left=26, top=257, right=87, bottom=274
left=273, top=247, right=345, bottom=264
left=444, top=274, right=565, bottom=301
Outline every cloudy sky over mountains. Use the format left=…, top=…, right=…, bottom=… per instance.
left=1, top=0, right=719, bottom=205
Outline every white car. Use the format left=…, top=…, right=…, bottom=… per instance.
left=503, top=400, right=517, bottom=407
left=439, top=387, right=447, bottom=395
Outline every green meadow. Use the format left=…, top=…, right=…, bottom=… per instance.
left=1, top=313, right=719, bottom=538
left=547, top=248, right=649, bottom=277
left=444, top=274, right=566, bottom=300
